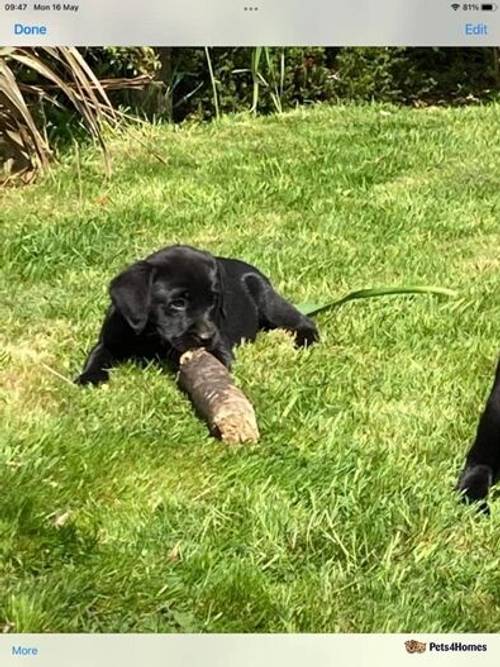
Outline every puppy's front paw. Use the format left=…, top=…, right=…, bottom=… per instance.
left=74, top=370, right=109, bottom=386
left=456, top=464, right=493, bottom=514
left=294, top=321, right=319, bottom=348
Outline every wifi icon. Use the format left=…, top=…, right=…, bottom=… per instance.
left=451, top=3, right=461, bottom=9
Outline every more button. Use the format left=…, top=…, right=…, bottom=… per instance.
left=11, top=646, right=39, bottom=657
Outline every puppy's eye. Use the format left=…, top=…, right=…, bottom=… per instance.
left=170, top=297, right=187, bottom=311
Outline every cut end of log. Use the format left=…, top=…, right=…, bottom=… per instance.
left=179, top=349, right=260, bottom=444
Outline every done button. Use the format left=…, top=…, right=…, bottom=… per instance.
left=14, top=23, right=48, bottom=35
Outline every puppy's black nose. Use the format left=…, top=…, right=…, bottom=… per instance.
left=193, top=323, right=217, bottom=342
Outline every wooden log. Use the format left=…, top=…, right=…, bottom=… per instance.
left=178, top=349, right=260, bottom=444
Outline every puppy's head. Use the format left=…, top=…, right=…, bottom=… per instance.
left=109, top=245, right=225, bottom=353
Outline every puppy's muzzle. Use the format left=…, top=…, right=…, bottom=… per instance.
left=173, top=319, right=219, bottom=350
left=191, top=321, right=218, bottom=345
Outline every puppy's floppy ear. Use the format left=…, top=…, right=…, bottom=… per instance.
left=109, top=261, right=154, bottom=334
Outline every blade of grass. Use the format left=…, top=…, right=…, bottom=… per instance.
left=251, top=47, right=263, bottom=114
left=204, top=47, right=220, bottom=120
left=264, top=47, right=283, bottom=114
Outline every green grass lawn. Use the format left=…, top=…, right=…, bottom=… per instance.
left=2, top=103, right=500, bottom=633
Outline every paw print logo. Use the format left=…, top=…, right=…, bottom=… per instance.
left=404, top=640, right=427, bottom=654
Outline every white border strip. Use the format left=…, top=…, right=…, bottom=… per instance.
left=0, top=634, right=498, bottom=667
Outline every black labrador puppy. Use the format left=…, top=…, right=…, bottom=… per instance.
left=76, top=245, right=319, bottom=386
left=457, top=358, right=500, bottom=514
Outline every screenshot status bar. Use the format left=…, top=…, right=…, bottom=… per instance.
left=1, top=0, right=500, bottom=45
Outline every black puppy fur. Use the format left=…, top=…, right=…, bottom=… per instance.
left=76, top=245, right=319, bottom=386
left=457, top=358, right=500, bottom=514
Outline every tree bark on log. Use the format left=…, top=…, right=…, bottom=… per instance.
left=178, top=349, right=260, bottom=444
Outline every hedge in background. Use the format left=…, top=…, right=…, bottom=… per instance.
left=82, top=47, right=500, bottom=122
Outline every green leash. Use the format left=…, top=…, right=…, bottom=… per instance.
left=297, top=285, right=457, bottom=317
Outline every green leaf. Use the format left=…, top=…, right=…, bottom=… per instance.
left=296, top=285, right=457, bottom=317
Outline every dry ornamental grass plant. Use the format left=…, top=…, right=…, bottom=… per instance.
left=0, top=47, right=116, bottom=182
